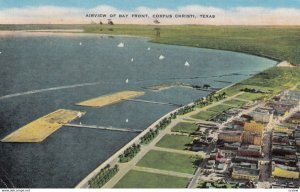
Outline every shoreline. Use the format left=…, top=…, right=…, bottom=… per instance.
left=74, top=57, right=280, bottom=188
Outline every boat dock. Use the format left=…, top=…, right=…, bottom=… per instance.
left=65, top=123, right=142, bottom=133
left=122, top=98, right=182, bottom=107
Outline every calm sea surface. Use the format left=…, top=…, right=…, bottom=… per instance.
left=0, top=33, right=276, bottom=187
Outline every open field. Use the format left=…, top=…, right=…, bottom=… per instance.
left=77, top=90, right=144, bottom=107
left=191, top=110, right=218, bottom=121
left=137, top=150, right=197, bottom=174
left=207, top=104, right=233, bottom=113
left=1, top=109, right=85, bottom=142
left=222, top=99, right=248, bottom=107
left=114, top=170, right=189, bottom=188
left=235, top=93, right=266, bottom=101
left=156, top=134, right=194, bottom=150
left=171, top=122, right=198, bottom=133
left=223, top=67, right=300, bottom=101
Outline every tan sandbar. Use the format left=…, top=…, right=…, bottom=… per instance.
left=77, top=90, right=145, bottom=107
left=1, top=109, right=85, bottom=143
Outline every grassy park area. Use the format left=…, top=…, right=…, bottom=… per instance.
left=191, top=110, right=218, bottom=121
left=222, top=99, right=248, bottom=107
left=207, top=104, right=233, bottom=113
left=114, top=170, right=189, bottom=188
left=171, top=122, right=198, bottom=133
left=137, top=150, right=198, bottom=174
left=156, top=134, right=194, bottom=150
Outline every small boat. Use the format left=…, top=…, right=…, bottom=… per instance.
left=0, top=51, right=2, bottom=54
left=184, top=61, right=190, bottom=67
left=126, top=118, right=129, bottom=123
left=159, top=55, right=165, bottom=60
left=147, top=47, right=151, bottom=51
left=131, top=58, right=134, bottom=62
left=77, top=112, right=82, bottom=118
left=117, top=42, right=124, bottom=48
left=125, top=78, right=129, bottom=83
left=79, top=42, right=82, bottom=46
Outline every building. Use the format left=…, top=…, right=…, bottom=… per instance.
left=273, top=126, right=294, bottom=136
left=242, top=132, right=262, bottom=145
left=218, top=148, right=238, bottom=159
left=272, top=132, right=290, bottom=145
left=242, top=121, right=264, bottom=145
left=237, top=145, right=261, bottom=158
left=232, top=167, right=260, bottom=181
left=244, top=121, right=264, bottom=134
left=233, top=156, right=259, bottom=164
left=250, top=109, right=271, bottom=123
left=272, top=167, right=299, bottom=179
left=218, top=131, right=242, bottom=143
left=266, top=101, right=294, bottom=116
left=286, top=112, right=300, bottom=124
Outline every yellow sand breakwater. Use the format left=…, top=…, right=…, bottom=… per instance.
left=76, top=91, right=145, bottom=107
left=1, top=109, right=85, bottom=143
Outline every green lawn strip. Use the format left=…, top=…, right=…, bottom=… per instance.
left=114, top=170, right=189, bottom=188
left=191, top=110, right=218, bottom=121
left=137, top=150, right=198, bottom=174
left=235, top=92, right=267, bottom=101
left=156, top=134, right=194, bottom=150
left=171, top=122, right=198, bottom=133
left=222, top=99, right=248, bottom=107
left=207, top=104, right=233, bottom=113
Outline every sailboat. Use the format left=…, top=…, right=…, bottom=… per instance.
left=79, top=42, right=82, bottom=46
left=0, top=51, right=2, bottom=54
left=131, top=58, right=134, bottom=62
left=159, top=55, right=165, bottom=60
left=126, top=118, right=129, bottom=123
left=184, top=61, right=190, bottom=67
left=147, top=47, right=151, bottom=51
left=117, top=42, right=124, bottom=48
left=125, top=78, right=129, bottom=83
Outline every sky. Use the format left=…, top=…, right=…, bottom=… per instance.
left=0, top=0, right=300, bottom=25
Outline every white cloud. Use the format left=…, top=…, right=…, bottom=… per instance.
left=0, top=5, right=300, bottom=25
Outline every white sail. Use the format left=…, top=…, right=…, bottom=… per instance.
left=117, top=42, right=124, bottom=48
left=125, top=78, right=129, bottom=83
left=184, top=61, right=190, bottom=67
left=147, top=47, right=151, bottom=51
left=126, top=118, right=129, bottom=123
left=159, top=55, right=165, bottom=60
left=79, top=42, right=82, bottom=46
left=0, top=51, right=2, bottom=54
left=131, top=58, right=134, bottom=62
